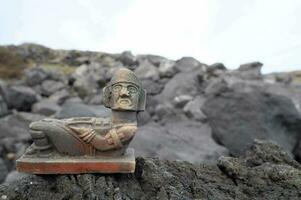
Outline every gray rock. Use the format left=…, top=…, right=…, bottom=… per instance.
left=137, top=54, right=166, bottom=67
left=55, top=102, right=110, bottom=119
left=3, top=141, right=300, bottom=200
left=237, top=61, right=263, bottom=79
left=131, top=121, right=228, bottom=163
left=0, top=96, right=9, bottom=117
left=175, top=57, right=207, bottom=72
left=6, top=85, right=38, bottom=111
left=0, top=112, right=45, bottom=141
left=48, top=89, right=70, bottom=105
left=158, top=60, right=177, bottom=77
left=203, top=90, right=301, bottom=156
left=159, top=69, right=203, bottom=104
left=141, top=79, right=163, bottom=95
left=32, top=99, right=61, bottom=116
left=86, top=93, right=103, bottom=105
left=118, top=51, right=137, bottom=67
left=4, top=171, right=29, bottom=184
left=41, top=80, right=65, bottom=96
left=172, top=95, right=193, bottom=108
left=183, top=95, right=207, bottom=121
left=72, top=62, right=107, bottom=98
left=134, top=60, right=159, bottom=81
left=275, top=73, right=292, bottom=84
left=207, top=63, right=227, bottom=78
left=204, top=78, right=230, bottom=96
left=0, top=158, right=8, bottom=183
left=24, top=67, right=48, bottom=86
left=0, top=80, right=9, bottom=103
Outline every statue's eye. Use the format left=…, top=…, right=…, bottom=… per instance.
left=128, top=85, right=137, bottom=93
left=112, top=85, right=122, bottom=92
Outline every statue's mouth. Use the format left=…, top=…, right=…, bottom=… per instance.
left=117, top=98, right=132, bottom=106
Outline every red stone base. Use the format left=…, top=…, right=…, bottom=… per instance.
left=16, top=148, right=135, bottom=174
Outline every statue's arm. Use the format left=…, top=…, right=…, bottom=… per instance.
left=104, top=124, right=138, bottom=146
left=69, top=124, right=137, bottom=151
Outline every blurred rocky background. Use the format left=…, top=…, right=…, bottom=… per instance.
left=0, top=43, right=301, bottom=198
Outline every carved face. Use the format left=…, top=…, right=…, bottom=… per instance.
left=110, top=82, right=140, bottom=111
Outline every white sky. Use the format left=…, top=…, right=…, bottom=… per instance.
left=1, top=0, right=301, bottom=73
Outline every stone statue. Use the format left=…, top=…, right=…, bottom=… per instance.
left=17, top=68, right=146, bottom=174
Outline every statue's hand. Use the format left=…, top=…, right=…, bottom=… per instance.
left=105, top=124, right=137, bottom=145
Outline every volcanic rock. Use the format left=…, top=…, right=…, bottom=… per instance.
left=6, top=85, right=38, bottom=111
left=1, top=141, right=301, bottom=200
left=203, top=90, right=301, bottom=156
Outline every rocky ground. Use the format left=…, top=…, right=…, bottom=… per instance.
left=1, top=140, right=301, bottom=200
left=0, top=43, right=301, bottom=199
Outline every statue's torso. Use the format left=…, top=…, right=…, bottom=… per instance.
left=41, top=117, right=129, bottom=157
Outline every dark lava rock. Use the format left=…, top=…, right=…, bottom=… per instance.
left=207, top=63, right=227, bottom=78
left=141, top=79, right=163, bottom=95
left=24, top=67, right=48, bottom=86
left=134, top=60, right=159, bottom=81
left=41, top=80, right=65, bottom=96
left=6, top=85, right=38, bottom=111
left=0, top=95, right=9, bottom=117
left=237, top=61, right=263, bottom=79
left=159, top=69, right=203, bottom=105
left=130, top=121, right=228, bottom=163
left=1, top=141, right=301, bottom=200
left=183, top=95, right=207, bottom=122
left=117, top=51, right=137, bottom=67
left=158, top=60, right=177, bottom=78
left=0, top=158, right=8, bottom=183
left=0, top=112, right=45, bottom=141
left=175, top=57, right=206, bottom=72
left=203, top=90, right=301, bottom=156
left=32, top=99, right=61, bottom=116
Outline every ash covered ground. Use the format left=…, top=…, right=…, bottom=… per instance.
left=0, top=43, right=301, bottom=199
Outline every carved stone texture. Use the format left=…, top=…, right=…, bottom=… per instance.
left=17, top=68, right=146, bottom=174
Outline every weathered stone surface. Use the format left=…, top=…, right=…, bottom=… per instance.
left=237, top=61, right=263, bottom=79
left=175, top=57, right=206, bottom=72
left=172, top=94, right=193, bottom=108
left=1, top=141, right=301, bottom=200
left=0, top=112, right=45, bottom=141
left=118, top=51, right=137, bottom=67
left=24, top=67, right=48, bottom=86
left=32, top=99, right=61, bottom=116
left=141, top=79, right=163, bottom=95
left=0, top=159, right=8, bottom=183
left=159, top=69, right=203, bottom=104
left=134, top=60, right=159, bottom=81
left=41, top=80, right=65, bottom=96
left=183, top=95, right=207, bottom=122
left=131, top=121, right=228, bottom=163
left=158, top=60, right=177, bottom=77
left=203, top=90, right=301, bottom=156
left=4, top=170, right=28, bottom=184
left=6, top=85, right=38, bottom=111
left=0, top=96, right=9, bottom=117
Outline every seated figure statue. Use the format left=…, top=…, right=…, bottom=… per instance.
left=26, top=68, right=146, bottom=158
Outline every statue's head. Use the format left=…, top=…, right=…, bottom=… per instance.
left=103, top=68, right=146, bottom=112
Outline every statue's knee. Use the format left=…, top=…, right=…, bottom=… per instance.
left=30, top=129, right=45, bottom=139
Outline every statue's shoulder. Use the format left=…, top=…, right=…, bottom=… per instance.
left=64, top=117, right=112, bottom=128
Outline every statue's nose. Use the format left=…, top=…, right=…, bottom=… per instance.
left=120, top=87, right=129, bottom=97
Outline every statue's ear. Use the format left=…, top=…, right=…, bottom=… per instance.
left=138, top=89, right=146, bottom=111
left=102, top=86, right=111, bottom=108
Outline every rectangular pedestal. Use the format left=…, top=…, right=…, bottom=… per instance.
left=16, top=148, right=135, bottom=174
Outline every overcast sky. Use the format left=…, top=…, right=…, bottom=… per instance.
left=1, top=0, right=301, bottom=73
